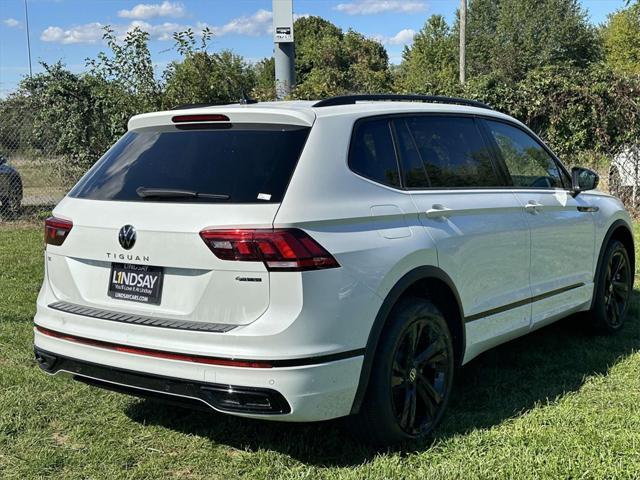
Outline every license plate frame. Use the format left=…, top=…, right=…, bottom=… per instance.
left=107, top=263, right=164, bottom=305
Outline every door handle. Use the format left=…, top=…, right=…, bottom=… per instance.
left=425, top=204, right=452, bottom=219
left=524, top=201, right=543, bottom=214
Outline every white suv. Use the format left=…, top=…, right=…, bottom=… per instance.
left=34, top=95, right=635, bottom=444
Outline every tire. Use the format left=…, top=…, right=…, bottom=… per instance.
left=589, top=240, right=633, bottom=334
left=0, top=192, right=21, bottom=220
left=348, top=297, right=455, bottom=445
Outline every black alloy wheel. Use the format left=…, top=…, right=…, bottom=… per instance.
left=349, top=297, right=454, bottom=445
left=390, top=317, right=450, bottom=436
left=603, top=246, right=632, bottom=329
left=591, top=240, right=633, bottom=333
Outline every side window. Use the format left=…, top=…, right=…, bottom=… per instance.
left=484, top=120, right=565, bottom=189
left=400, top=116, right=502, bottom=188
left=394, top=119, right=429, bottom=188
left=349, top=118, right=400, bottom=187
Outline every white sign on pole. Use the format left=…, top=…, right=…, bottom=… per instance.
left=273, top=0, right=294, bottom=43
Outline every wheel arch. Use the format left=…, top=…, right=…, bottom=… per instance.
left=591, top=219, right=635, bottom=310
left=350, top=266, right=465, bottom=414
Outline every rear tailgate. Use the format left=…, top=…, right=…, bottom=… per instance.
left=45, top=107, right=314, bottom=327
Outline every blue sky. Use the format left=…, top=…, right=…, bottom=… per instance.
left=0, top=0, right=628, bottom=97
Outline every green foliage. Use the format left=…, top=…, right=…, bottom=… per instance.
left=464, top=65, right=640, bottom=159
left=13, top=62, right=130, bottom=174
left=163, top=28, right=256, bottom=107
left=466, top=0, right=601, bottom=81
left=291, top=16, right=391, bottom=98
left=252, top=57, right=276, bottom=101
left=87, top=26, right=161, bottom=113
left=164, top=49, right=255, bottom=108
left=395, top=15, right=459, bottom=95
left=602, top=3, right=640, bottom=75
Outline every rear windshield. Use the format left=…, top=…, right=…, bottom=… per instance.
left=69, top=123, right=310, bottom=203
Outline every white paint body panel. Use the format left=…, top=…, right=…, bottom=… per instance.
left=34, top=101, right=634, bottom=421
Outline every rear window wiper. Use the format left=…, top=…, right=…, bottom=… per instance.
left=136, top=187, right=230, bottom=200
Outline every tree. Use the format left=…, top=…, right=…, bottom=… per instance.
left=602, top=3, right=640, bottom=75
left=291, top=16, right=391, bottom=98
left=395, top=15, right=459, bottom=94
left=87, top=26, right=161, bottom=113
left=465, top=0, right=601, bottom=82
left=16, top=62, right=130, bottom=173
left=252, top=57, right=276, bottom=101
left=163, top=29, right=256, bottom=107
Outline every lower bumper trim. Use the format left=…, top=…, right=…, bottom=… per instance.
left=34, top=348, right=291, bottom=415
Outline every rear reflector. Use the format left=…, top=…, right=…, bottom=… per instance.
left=172, top=114, right=230, bottom=123
left=45, top=217, right=73, bottom=246
left=199, top=228, right=340, bottom=271
left=35, top=325, right=274, bottom=368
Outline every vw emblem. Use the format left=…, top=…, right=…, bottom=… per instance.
left=118, top=225, right=136, bottom=250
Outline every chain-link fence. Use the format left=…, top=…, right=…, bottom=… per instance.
left=0, top=113, right=85, bottom=222
left=608, top=145, right=640, bottom=214
left=0, top=112, right=639, bottom=221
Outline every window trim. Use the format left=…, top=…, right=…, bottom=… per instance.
left=478, top=117, right=573, bottom=191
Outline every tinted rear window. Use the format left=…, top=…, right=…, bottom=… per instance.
left=69, top=124, right=310, bottom=203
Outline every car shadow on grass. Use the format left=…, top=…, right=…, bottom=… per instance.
left=125, top=290, right=640, bottom=467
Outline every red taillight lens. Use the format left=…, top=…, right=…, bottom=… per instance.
left=45, top=217, right=73, bottom=246
left=172, top=114, right=230, bottom=123
left=199, top=229, right=340, bottom=271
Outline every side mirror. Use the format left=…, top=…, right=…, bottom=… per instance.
left=571, top=166, right=599, bottom=196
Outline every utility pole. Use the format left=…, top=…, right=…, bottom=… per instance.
left=24, top=0, right=33, bottom=78
left=459, top=0, right=466, bottom=85
left=273, top=0, right=295, bottom=99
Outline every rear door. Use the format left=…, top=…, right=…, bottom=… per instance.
left=394, top=114, right=533, bottom=356
left=47, top=118, right=311, bottom=326
left=480, top=118, right=596, bottom=327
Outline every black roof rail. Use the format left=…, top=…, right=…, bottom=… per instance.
left=312, top=94, right=493, bottom=110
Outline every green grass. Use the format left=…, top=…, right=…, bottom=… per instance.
left=1, top=224, right=639, bottom=479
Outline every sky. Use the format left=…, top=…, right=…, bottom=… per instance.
left=0, top=0, right=629, bottom=97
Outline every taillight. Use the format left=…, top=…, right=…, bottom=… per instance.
left=45, top=217, right=73, bottom=246
left=199, top=229, right=340, bottom=271
left=172, top=114, right=230, bottom=123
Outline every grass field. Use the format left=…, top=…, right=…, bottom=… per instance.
left=1, top=224, right=639, bottom=479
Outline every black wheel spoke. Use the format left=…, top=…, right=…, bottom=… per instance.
left=414, top=339, right=445, bottom=366
left=400, top=387, right=413, bottom=429
left=613, top=281, right=629, bottom=299
left=613, top=255, right=626, bottom=278
left=417, top=373, right=443, bottom=404
left=416, top=382, right=436, bottom=417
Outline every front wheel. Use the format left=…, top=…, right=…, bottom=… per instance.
left=590, top=240, right=633, bottom=333
left=348, top=297, right=454, bottom=445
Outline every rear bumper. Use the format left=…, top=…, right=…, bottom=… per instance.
left=34, top=326, right=363, bottom=422
left=35, top=348, right=292, bottom=415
